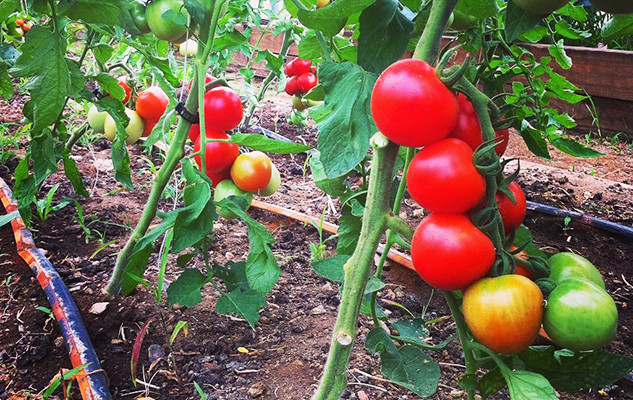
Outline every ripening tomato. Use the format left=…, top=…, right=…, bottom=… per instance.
left=463, top=275, right=543, bottom=354
left=87, top=105, right=108, bottom=133
left=230, top=151, right=272, bottom=192
left=188, top=74, right=216, bottom=92
left=291, top=95, right=307, bottom=111
left=259, top=163, right=281, bottom=197
left=509, top=245, right=533, bottom=279
left=317, top=0, right=329, bottom=8
left=406, top=138, right=486, bottom=213
left=547, top=252, right=605, bottom=289
left=496, top=181, right=527, bottom=235
left=297, top=72, right=317, bottom=93
left=203, top=87, right=243, bottom=131
left=103, top=108, right=145, bottom=145
left=285, top=76, right=301, bottom=96
left=512, top=0, right=570, bottom=14
left=192, top=127, right=239, bottom=173
left=146, top=0, right=188, bottom=42
left=590, top=0, right=633, bottom=14
left=142, top=120, right=156, bottom=137
left=371, top=59, right=458, bottom=148
left=411, top=214, right=495, bottom=290
left=448, top=94, right=509, bottom=156
left=543, top=278, right=618, bottom=351
left=136, top=86, right=169, bottom=123
left=206, top=168, right=232, bottom=188
left=214, top=180, right=253, bottom=219
left=118, top=78, right=132, bottom=104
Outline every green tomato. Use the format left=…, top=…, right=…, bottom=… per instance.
left=87, top=105, right=108, bottom=133
left=450, top=10, right=477, bottom=31
left=214, top=180, right=253, bottom=219
left=590, top=0, right=633, bottom=14
left=548, top=252, right=605, bottom=289
left=511, top=0, right=570, bottom=14
left=178, top=38, right=198, bottom=57
left=543, top=279, right=618, bottom=351
left=291, top=95, right=307, bottom=111
left=146, top=0, right=188, bottom=42
left=103, top=108, right=145, bottom=145
left=259, top=163, right=281, bottom=197
left=129, top=1, right=151, bottom=34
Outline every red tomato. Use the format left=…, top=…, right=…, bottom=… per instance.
left=290, top=58, right=312, bottom=76
left=496, top=181, right=527, bottom=235
left=15, top=18, right=25, bottom=26
left=371, top=59, right=458, bottom=147
left=285, top=76, right=301, bottom=96
left=411, top=214, right=495, bottom=290
left=118, top=78, right=132, bottom=104
left=188, top=74, right=216, bottom=92
left=297, top=72, right=318, bottom=93
left=230, top=151, right=272, bottom=192
left=406, top=138, right=486, bottom=213
left=136, top=86, right=169, bottom=123
left=193, top=127, right=239, bottom=173
left=463, top=275, right=544, bottom=354
left=311, top=65, right=317, bottom=75
left=207, top=168, right=232, bottom=188
left=142, top=121, right=156, bottom=138
left=448, top=94, right=509, bottom=156
left=203, top=87, right=243, bottom=131
left=284, top=59, right=296, bottom=77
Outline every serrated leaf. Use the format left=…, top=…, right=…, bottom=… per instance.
left=311, top=61, right=377, bottom=178
left=92, top=44, right=114, bottom=66
left=63, top=152, right=88, bottom=196
left=548, top=135, right=604, bottom=158
left=57, top=0, right=125, bottom=25
left=357, top=0, right=413, bottom=74
left=548, top=40, right=572, bottom=70
left=310, top=151, right=348, bottom=197
left=230, top=133, right=312, bottom=154
left=505, top=370, right=557, bottom=400
left=297, top=0, right=374, bottom=37
left=30, top=129, right=57, bottom=186
left=167, top=269, right=209, bottom=307
left=215, top=287, right=265, bottom=328
left=336, top=214, right=361, bottom=255
left=504, top=1, right=544, bottom=43
left=0, top=64, right=13, bottom=99
left=311, top=255, right=350, bottom=282
left=520, top=120, right=550, bottom=159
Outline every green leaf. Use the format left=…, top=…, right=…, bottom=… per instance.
left=357, top=0, right=413, bottom=74
left=0, top=0, right=19, bottom=22
left=183, top=0, right=206, bottom=25
left=0, top=64, right=13, bottom=99
left=230, top=133, right=313, bottom=154
left=548, top=135, right=604, bottom=158
left=121, top=244, right=154, bottom=295
left=365, top=327, right=441, bottom=397
left=57, top=0, right=125, bottom=25
left=310, top=151, right=348, bottom=197
left=30, top=129, right=57, bottom=186
left=504, top=370, right=557, bottom=400
left=63, top=151, right=89, bottom=197
left=365, top=275, right=385, bottom=294
left=548, top=39, right=572, bottom=70
left=311, top=255, right=350, bottom=282
left=504, top=0, right=544, bottom=43
left=336, top=214, right=361, bottom=255
left=167, top=269, right=209, bottom=307
left=297, top=0, right=375, bottom=37
left=519, top=120, right=550, bottom=159
left=92, top=44, right=114, bottom=66
left=311, top=61, right=377, bottom=178
left=479, top=367, right=506, bottom=396
left=602, top=14, right=633, bottom=42
left=0, top=42, right=20, bottom=66
left=455, top=0, right=499, bottom=19
left=519, top=346, right=633, bottom=393
left=215, top=287, right=266, bottom=328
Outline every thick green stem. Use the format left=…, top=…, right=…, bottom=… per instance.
left=313, top=135, right=399, bottom=400
left=64, top=122, right=88, bottom=150
left=412, top=0, right=458, bottom=62
left=444, top=292, right=477, bottom=400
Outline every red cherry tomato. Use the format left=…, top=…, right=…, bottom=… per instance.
left=142, top=121, right=156, bottom=138
left=406, top=138, right=486, bottom=213
left=188, top=74, right=216, bottom=92
left=411, top=213, right=495, bottom=290
left=297, top=72, right=318, bottom=93
left=118, top=78, right=132, bottom=104
left=136, top=86, right=169, bottom=123
left=496, top=181, right=527, bottom=235
left=15, top=18, right=25, bottom=26
left=284, top=59, right=296, bottom=77
left=448, top=94, right=509, bottom=156
left=230, top=151, right=272, bottom=192
left=285, top=76, right=301, bottom=96
left=463, top=275, right=544, bottom=354
left=371, top=59, right=458, bottom=147
left=192, top=127, right=239, bottom=173
left=290, top=58, right=312, bottom=76
left=203, top=86, right=243, bottom=131
left=207, top=168, right=232, bottom=188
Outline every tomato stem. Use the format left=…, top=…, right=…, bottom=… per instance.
left=412, top=0, right=458, bottom=63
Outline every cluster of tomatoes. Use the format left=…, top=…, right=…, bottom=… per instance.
left=284, top=58, right=318, bottom=111
left=87, top=79, right=169, bottom=145
left=5, top=13, right=33, bottom=39
left=372, top=58, right=618, bottom=354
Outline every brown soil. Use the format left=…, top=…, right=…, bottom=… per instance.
left=1, top=90, right=632, bottom=400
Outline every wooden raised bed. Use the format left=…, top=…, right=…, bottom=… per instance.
left=236, top=26, right=633, bottom=135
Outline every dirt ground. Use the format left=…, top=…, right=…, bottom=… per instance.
left=1, top=88, right=632, bottom=400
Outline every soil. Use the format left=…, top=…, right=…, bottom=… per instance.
left=1, top=87, right=632, bottom=400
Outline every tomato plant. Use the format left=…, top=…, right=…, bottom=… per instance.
left=406, top=138, right=486, bottom=213
left=411, top=214, right=495, bottom=290
left=129, top=0, right=151, bottom=34
left=136, top=86, right=169, bottom=123
left=543, top=278, right=618, bottom=351
left=463, top=275, right=543, bottom=354
left=547, top=252, right=605, bottom=288
left=188, top=74, right=215, bottom=91
left=104, top=109, right=144, bottom=145
left=495, top=181, right=526, bottom=235
left=214, top=180, right=253, bottom=219
left=203, top=86, right=243, bottom=131
left=230, top=151, right=272, bottom=192
left=192, top=127, right=239, bottom=173
left=371, top=59, right=458, bottom=148
left=145, top=0, right=188, bottom=42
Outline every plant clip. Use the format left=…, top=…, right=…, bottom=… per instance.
left=175, top=102, right=200, bottom=125
left=92, top=89, right=103, bottom=100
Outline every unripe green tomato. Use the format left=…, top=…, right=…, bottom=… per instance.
left=146, top=0, right=188, bottom=42
left=450, top=10, right=477, bottom=31
left=259, top=163, right=281, bottom=197
left=548, top=252, right=605, bottom=289
left=178, top=39, right=198, bottom=57
left=129, top=0, right=151, bottom=34
left=87, top=105, right=108, bottom=133
left=291, top=95, right=307, bottom=111
left=543, top=278, right=618, bottom=351
left=214, top=180, right=253, bottom=219
left=511, top=0, right=570, bottom=14
left=103, top=108, right=145, bottom=145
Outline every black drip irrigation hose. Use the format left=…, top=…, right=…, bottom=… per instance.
left=252, top=125, right=633, bottom=240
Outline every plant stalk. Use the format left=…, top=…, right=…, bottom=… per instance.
left=444, top=291, right=477, bottom=400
